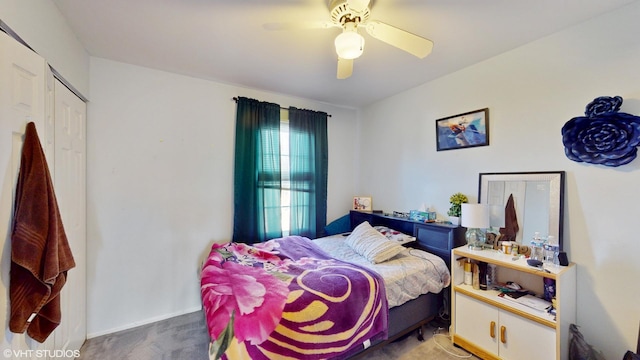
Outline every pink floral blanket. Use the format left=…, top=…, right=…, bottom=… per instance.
left=200, top=236, right=388, bottom=360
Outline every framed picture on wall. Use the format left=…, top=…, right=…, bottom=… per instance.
left=436, top=108, right=489, bottom=151
left=352, top=196, right=372, bottom=211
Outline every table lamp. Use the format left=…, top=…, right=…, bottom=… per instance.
left=461, top=203, right=490, bottom=250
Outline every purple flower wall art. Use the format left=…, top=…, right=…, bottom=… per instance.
left=562, top=96, right=640, bottom=167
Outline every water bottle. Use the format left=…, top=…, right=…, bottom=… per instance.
left=543, top=243, right=553, bottom=263
left=531, top=232, right=543, bottom=261
left=551, top=245, right=560, bottom=267
left=546, top=235, right=560, bottom=267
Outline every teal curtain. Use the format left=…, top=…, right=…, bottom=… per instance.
left=288, top=107, right=328, bottom=238
left=232, top=97, right=282, bottom=243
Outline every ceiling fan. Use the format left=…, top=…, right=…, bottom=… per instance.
left=265, top=0, right=434, bottom=79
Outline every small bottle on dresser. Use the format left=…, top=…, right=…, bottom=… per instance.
left=472, top=263, right=480, bottom=290
left=464, top=260, right=473, bottom=285
left=478, top=262, right=488, bottom=290
left=487, top=263, right=497, bottom=289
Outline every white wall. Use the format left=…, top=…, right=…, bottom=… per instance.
left=358, top=3, right=640, bottom=359
left=1, top=0, right=359, bottom=340
left=0, top=0, right=90, bottom=98
left=3, top=1, right=639, bottom=357
left=86, top=58, right=358, bottom=336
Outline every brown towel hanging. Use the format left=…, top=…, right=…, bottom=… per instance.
left=499, top=194, right=519, bottom=242
left=9, top=122, right=75, bottom=342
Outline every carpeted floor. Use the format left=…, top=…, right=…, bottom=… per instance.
left=77, top=311, right=477, bottom=359
left=78, top=311, right=210, bottom=360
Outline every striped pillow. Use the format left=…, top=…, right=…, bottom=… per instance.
left=345, top=221, right=405, bottom=263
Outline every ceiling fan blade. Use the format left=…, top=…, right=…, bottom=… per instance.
left=364, top=20, right=433, bottom=59
left=337, top=57, right=353, bottom=79
left=347, top=0, right=371, bottom=12
left=263, top=21, right=335, bottom=31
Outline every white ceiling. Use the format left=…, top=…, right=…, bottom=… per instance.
left=52, top=0, right=637, bottom=108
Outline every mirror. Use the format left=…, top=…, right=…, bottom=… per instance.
left=479, top=171, right=565, bottom=250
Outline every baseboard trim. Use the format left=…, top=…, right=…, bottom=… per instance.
left=87, top=306, right=203, bottom=339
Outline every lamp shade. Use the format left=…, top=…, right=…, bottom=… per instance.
left=461, top=204, right=490, bottom=228
left=335, top=30, right=365, bottom=59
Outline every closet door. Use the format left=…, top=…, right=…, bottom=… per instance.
left=53, top=79, right=87, bottom=352
left=1, top=31, right=87, bottom=356
left=0, top=31, right=52, bottom=353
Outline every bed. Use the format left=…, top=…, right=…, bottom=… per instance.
left=200, top=218, right=455, bottom=359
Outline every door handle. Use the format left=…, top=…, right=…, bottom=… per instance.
left=490, top=321, right=496, bottom=338
left=500, top=325, right=507, bottom=343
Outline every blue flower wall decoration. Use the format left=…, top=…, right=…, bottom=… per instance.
left=562, top=96, right=640, bottom=167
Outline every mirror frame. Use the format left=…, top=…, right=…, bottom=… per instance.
left=478, top=171, right=566, bottom=250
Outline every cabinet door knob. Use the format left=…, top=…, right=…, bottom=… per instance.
left=500, top=325, right=507, bottom=344
left=490, top=321, right=496, bottom=338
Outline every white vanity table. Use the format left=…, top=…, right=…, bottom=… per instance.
left=450, top=246, right=576, bottom=360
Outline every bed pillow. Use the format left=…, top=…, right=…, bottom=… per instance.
left=373, top=225, right=416, bottom=243
left=345, top=222, right=405, bottom=264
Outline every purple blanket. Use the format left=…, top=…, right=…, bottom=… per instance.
left=201, top=236, right=388, bottom=359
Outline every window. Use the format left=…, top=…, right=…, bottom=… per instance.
left=280, top=111, right=291, bottom=236
left=254, top=111, right=295, bottom=236
left=261, top=109, right=320, bottom=237
left=233, top=97, right=327, bottom=243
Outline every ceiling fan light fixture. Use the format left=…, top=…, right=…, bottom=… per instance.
left=335, top=30, right=365, bottom=59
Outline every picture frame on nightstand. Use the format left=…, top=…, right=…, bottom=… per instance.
left=352, top=196, right=372, bottom=211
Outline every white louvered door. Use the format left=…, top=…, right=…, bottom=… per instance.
left=53, top=79, right=87, bottom=353
left=0, top=30, right=53, bottom=357
left=1, top=30, right=87, bottom=358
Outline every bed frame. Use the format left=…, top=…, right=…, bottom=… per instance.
left=347, top=211, right=466, bottom=358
